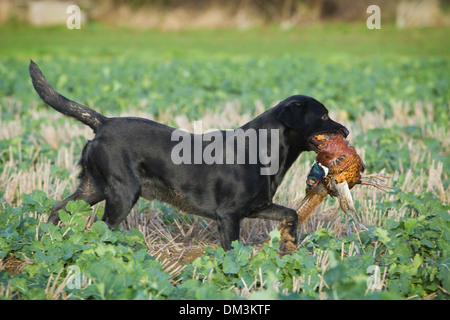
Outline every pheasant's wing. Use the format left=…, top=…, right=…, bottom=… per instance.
left=332, top=180, right=369, bottom=231
left=296, top=182, right=328, bottom=225
left=316, top=153, right=346, bottom=171
left=327, top=154, right=347, bottom=170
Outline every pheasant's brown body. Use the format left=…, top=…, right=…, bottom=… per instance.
left=315, top=134, right=364, bottom=190
left=296, top=134, right=367, bottom=229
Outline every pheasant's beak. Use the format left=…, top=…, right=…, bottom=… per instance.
left=331, top=180, right=369, bottom=231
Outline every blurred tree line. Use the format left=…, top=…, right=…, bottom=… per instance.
left=103, top=0, right=412, bottom=22
left=90, top=0, right=449, bottom=28
left=1, top=0, right=448, bottom=28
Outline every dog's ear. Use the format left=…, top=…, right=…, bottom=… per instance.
left=277, top=101, right=308, bottom=131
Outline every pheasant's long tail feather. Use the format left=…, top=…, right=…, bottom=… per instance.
left=296, top=183, right=327, bottom=226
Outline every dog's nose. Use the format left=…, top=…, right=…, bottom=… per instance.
left=341, top=127, right=350, bottom=137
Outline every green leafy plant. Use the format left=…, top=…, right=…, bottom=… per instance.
left=0, top=191, right=175, bottom=299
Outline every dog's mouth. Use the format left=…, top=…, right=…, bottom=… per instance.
left=308, top=127, right=349, bottom=152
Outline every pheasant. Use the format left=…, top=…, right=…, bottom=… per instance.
left=297, top=133, right=369, bottom=231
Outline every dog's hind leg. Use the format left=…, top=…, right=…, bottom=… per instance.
left=101, top=181, right=140, bottom=229
left=48, top=175, right=104, bottom=225
left=216, top=209, right=242, bottom=251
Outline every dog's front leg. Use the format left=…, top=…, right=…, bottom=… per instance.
left=248, top=203, right=298, bottom=251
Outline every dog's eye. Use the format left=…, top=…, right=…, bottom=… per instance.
left=321, top=114, right=329, bottom=120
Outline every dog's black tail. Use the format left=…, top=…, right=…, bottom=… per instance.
left=29, top=60, right=106, bottom=132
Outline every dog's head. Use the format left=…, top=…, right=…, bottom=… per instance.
left=277, top=95, right=349, bottom=151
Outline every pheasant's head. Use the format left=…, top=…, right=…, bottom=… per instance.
left=306, top=162, right=329, bottom=188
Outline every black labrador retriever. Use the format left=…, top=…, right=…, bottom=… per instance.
left=29, top=60, right=349, bottom=250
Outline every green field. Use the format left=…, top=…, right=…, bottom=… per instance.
left=0, top=24, right=449, bottom=300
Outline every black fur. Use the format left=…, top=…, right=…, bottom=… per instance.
left=29, top=60, right=349, bottom=250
